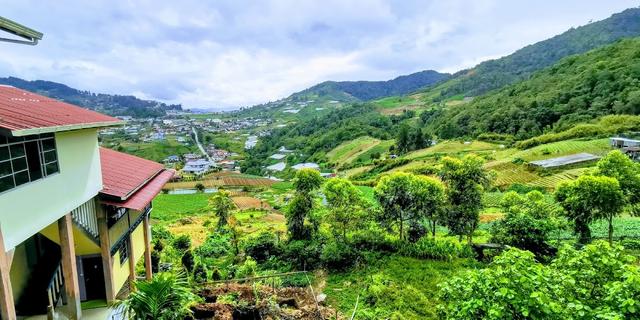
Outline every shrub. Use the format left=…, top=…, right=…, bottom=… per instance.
left=235, top=257, right=258, bottom=279
left=172, top=235, right=191, bottom=252
left=211, top=268, right=222, bottom=281
left=320, top=241, right=359, bottom=271
left=195, top=232, right=232, bottom=260
left=193, top=263, right=208, bottom=283
left=351, top=225, right=396, bottom=252
left=621, top=239, right=640, bottom=250
left=181, top=250, right=195, bottom=272
left=281, top=239, right=324, bottom=270
left=438, top=242, right=640, bottom=319
left=152, top=225, right=174, bottom=242
left=397, top=238, right=472, bottom=262
left=243, top=232, right=280, bottom=263
left=151, top=251, right=161, bottom=273
left=195, top=183, right=205, bottom=192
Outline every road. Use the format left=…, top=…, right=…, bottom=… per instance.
left=192, top=127, right=213, bottom=162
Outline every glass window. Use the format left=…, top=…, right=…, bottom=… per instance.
left=41, top=138, right=56, bottom=151
left=0, top=146, right=8, bottom=160
left=118, top=239, right=129, bottom=265
left=9, top=144, right=25, bottom=158
left=0, top=161, right=11, bottom=177
left=11, top=158, right=27, bottom=172
left=14, top=171, right=29, bottom=186
left=45, top=162, right=59, bottom=176
left=43, top=150, right=57, bottom=163
left=0, top=133, right=60, bottom=194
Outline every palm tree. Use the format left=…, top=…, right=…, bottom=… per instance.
left=209, top=190, right=236, bottom=229
left=115, top=272, right=198, bottom=320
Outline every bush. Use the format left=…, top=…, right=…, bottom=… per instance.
left=438, top=242, right=640, bottom=319
left=172, top=235, right=191, bottom=252
left=235, top=257, right=257, bottom=279
left=351, top=226, right=397, bottom=252
left=243, top=232, right=280, bottom=263
left=151, top=250, right=161, bottom=273
left=195, top=232, right=232, bottom=260
left=397, top=238, right=472, bottom=262
left=621, top=239, right=640, bottom=250
left=195, top=183, right=205, bottom=192
left=320, top=241, right=359, bottom=271
left=181, top=250, right=195, bottom=272
left=152, top=225, right=174, bottom=242
left=281, top=239, right=324, bottom=270
left=193, top=263, right=208, bottom=283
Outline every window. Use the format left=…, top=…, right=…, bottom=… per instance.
left=107, top=206, right=128, bottom=227
left=0, top=133, right=59, bottom=193
left=118, top=237, right=129, bottom=265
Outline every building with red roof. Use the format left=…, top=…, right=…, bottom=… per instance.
left=0, top=86, right=170, bottom=318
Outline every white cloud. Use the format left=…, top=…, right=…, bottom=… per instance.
left=0, top=0, right=637, bottom=109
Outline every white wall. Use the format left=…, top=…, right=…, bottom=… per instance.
left=0, top=129, right=103, bottom=249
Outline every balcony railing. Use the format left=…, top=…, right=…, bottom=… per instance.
left=71, top=199, right=99, bottom=241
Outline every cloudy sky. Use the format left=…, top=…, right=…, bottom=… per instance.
left=0, top=1, right=637, bottom=109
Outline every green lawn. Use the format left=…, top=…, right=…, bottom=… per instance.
left=152, top=193, right=210, bottom=222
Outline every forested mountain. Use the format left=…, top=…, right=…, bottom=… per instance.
left=428, top=7, right=640, bottom=101
left=0, top=77, right=182, bottom=117
left=297, top=70, right=450, bottom=101
left=426, top=38, right=640, bottom=139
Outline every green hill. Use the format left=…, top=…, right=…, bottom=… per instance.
left=426, top=37, right=640, bottom=140
left=429, top=7, right=640, bottom=102
left=0, top=76, right=182, bottom=117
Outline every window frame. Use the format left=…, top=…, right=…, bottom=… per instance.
left=0, top=133, right=60, bottom=194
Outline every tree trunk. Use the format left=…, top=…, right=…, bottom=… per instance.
left=399, top=219, right=404, bottom=241
left=608, top=214, right=614, bottom=245
left=431, top=220, right=436, bottom=238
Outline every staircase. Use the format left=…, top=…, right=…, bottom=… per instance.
left=15, top=237, right=63, bottom=316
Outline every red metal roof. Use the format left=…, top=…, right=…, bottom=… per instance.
left=101, top=170, right=174, bottom=211
left=99, top=147, right=165, bottom=200
left=0, top=86, right=122, bottom=136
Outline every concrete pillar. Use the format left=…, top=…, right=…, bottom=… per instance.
left=95, top=201, right=116, bottom=303
left=143, top=214, right=152, bottom=281
left=58, top=214, right=81, bottom=319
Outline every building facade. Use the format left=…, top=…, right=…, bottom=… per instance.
left=0, top=86, right=172, bottom=319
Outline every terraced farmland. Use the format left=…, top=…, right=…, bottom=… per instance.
left=490, top=162, right=539, bottom=187
left=405, top=140, right=499, bottom=160
left=527, top=168, right=590, bottom=189
left=504, top=138, right=611, bottom=162
left=327, top=136, right=385, bottom=165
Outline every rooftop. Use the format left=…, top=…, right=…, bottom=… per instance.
left=529, top=153, right=600, bottom=169
left=0, top=86, right=122, bottom=136
left=99, top=147, right=164, bottom=200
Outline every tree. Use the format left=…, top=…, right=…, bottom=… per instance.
left=209, top=190, right=236, bottom=229
left=438, top=241, right=640, bottom=320
left=490, top=191, right=560, bottom=256
left=396, top=125, right=410, bottom=153
left=555, top=175, right=625, bottom=244
left=323, top=178, right=368, bottom=239
left=595, top=150, right=640, bottom=213
left=374, top=172, right=445, bottom=240
left=117, top=272, right=198, bottom=320
left=286, top=169, right=323, bottom=240
left=439, top=155, right=492, bottom=244
left=412, top=127, right=428, bottom=150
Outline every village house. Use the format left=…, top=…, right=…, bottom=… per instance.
left=0, top=86, right=173, bottom=319
left=182, top=159, right=213, bottom=175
